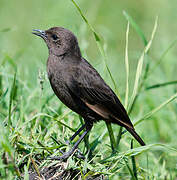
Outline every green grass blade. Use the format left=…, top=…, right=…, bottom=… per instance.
left=0, top=122, right=21, bottom=178
left=0, top=74, right=2, bottom=97
left=24, top=165, right=29, bottom=180
left=129, top=143, right=177, bottom=155
left=53, top=117, right=76, bottom=132
left=131, top=140, right=138, bottom=180
left=134, top=92, right=177, bottom=126
left=0, top=88, right=8, bottom=104
left=103, top=143, right=177, bottom=162
left=117, top=23, right=130, bottom=148
left=70, top=0, right=100, bottom=41
left=115, top=144, right=177, bottom=159
left=71, top=0, right=118, bottom=94
left=24, top=111, right=75, bottom=132
left=106, top=122, right=116, bottom=153
left=8, top=72, right=17, bottom=126
left=128, top=17, right=158, bottom=113
left=123, top=11, right=148, bottom=46
left=124, top=22, right=130, bottom=109
left=149, top=37, right=177, bottom=76
left=96, top=42, right=119, bottom=94
left=0, top=28, right=11, bottom=32
left=145, top=80, right=177, bottom=90
left=116, top=126, right=123, bottom=149
left=146, top=155, right=149, bottom=180
left=124, top=158, right=137, bottom=180
left=3, top=54, right=17, bottom=71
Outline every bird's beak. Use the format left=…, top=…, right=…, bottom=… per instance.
left=32, top=29, right=47, bottom=39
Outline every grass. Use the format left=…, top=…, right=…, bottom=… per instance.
left=0, top=0, right=177, bottom=179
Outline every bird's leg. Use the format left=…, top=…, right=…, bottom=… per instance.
left=50, top=127, right=91, bottom=160
left=50, top=125, right=86, bottom=156
left=66, top=124, right=86, bottom=158
left=66, top=124, right=86, bottom=144
left=64, top=124, right=86, bottom=159
left=83, top=119, right=94, bottom=159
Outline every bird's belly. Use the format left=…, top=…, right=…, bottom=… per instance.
left=49, top=75, right=73, bottom=107
left=48, top=74, right=102, bottom=122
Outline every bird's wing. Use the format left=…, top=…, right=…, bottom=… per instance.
left=67, top=60, right=133, bottom=129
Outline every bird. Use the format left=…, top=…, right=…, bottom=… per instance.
left=32, top=27, right=145, bottom=160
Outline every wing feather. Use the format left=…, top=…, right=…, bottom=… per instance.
left=67, top=59, right=133, bottom=129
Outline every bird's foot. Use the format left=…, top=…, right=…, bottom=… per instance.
left=75, top=149, right=85, bottom=159
left=65, top=140, right=70, bottom=145
left=49, top=149, right=85, bottom=161
left=49, top=151, right=71, bottom=161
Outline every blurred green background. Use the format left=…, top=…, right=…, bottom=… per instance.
left=0, top=0, right=177, bottom=85
left=0, top=0, right=177, bottom=179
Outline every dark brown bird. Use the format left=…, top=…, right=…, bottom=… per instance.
left=32, top=27, right=145, bottom=160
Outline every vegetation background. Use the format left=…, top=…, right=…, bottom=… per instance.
left=0, top=0, right=177, bottom=179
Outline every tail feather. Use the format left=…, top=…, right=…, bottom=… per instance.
left=126, top=128, right=145, bottom=146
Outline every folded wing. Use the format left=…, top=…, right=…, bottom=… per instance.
left=67, top=60, right=134, bottom=129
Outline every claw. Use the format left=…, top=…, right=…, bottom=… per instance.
left=48, top=149, right=85, bottom=161
left=48, top=150, right=75, bottom=161
left=75, top=151, right=85, bottom=160
left=48, top=129, right=89, bottom=161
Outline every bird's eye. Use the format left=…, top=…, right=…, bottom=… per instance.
left=52, top=34, right=58, bottom=40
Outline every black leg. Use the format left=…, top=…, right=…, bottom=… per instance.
left=70, top=124, right=86, bottom=141
left=50, top=128, right=90, bottom=160
left=65, top=124, right=86, bottom=145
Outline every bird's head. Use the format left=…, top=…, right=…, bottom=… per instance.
left=32, top=27, right=81, bottom=57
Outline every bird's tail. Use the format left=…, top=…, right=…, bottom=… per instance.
left=126, top=127, right=146, bottom=146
